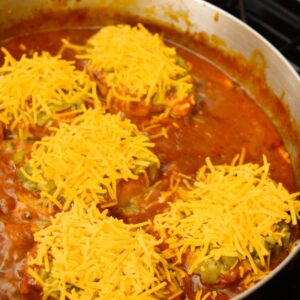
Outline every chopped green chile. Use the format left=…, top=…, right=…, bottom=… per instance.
left=36, top=112, right=48, bottom=126
left=37, top=181, right=56, bottom=193
left=282, top=231, right=291, bottom=248
left=265, top=223, right=291, bottom=251
left=17, top=164, right=38, bottom=192
left=132, top=162, right=158, bottom=182
left=22, top=180, right=38, bottom=192
left=50, top=101, right=80, bottom=112
left=192, top=256, right=238, bottom=285
left=194, top=258, right=222, bottom=285
left=221, top=256, right=238, bottom=270
left=12, top=150, right=27, bottom=165
left=192, top=223, right=293, bottom=285
left=265, top=235, right=277, bottom=249
left=119, top=200, right=140, bottom=215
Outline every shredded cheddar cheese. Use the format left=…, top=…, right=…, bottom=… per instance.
left=63, top=24, right=194, bottom=115
left=154, top=155, right=300, bottom=288
left=28, top=202, right=181, bottom=300
left=0, top=48, right=100, bottom=136
left=19, top=109, right=159, bottom=210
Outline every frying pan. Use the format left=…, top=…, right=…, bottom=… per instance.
left=0, top=0, right=299, bottom=299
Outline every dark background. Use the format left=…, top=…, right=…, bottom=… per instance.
left=207, top=0, right=300, bottom=74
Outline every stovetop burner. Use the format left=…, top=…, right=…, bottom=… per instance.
left=208, top=0, right=300, bottom=74
left=206, top=1, right=300, bottom=299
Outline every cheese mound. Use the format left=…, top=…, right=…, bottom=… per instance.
left=64, top=24, right=194, bottom=116
left=0, top=48, right=100, bottom=136
left=19, top=109, right=159, bottom=210
left=154, top=156, right=300, bottom=285
left=28, top=203, right=180, bottom=300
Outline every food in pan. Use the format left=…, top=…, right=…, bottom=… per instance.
left=27, top=203, right=178, bottom=300
left=0, top=17, right=299, bottom=300
left=18, top=109, right=159, bottom=210
left=24, top=155, right=300, bottom=300
left=153, top=156, right=300, bottom=295
left=63, top=24, right=195, bottom=117
left=0, top=49, right=99, bottom=138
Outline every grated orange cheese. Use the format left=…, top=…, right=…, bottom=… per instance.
left=0, top=48, right=100, bottom=136
left=63, top=24, right=194, bottom=115
left=19, top=109, right=159, bottom=210
left=153, top=155, right=300, bottom=287
left=28, top=202, right=181, bottom=300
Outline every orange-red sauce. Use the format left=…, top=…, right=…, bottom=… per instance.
left=0, top=19, right=297, bottom=300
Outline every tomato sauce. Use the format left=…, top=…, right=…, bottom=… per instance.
left=0, top=13, right=297, bottom=300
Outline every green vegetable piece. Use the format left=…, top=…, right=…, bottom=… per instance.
left=221, top=256, right=238, bottom=270
left=51, top=101, right=76, bottom=113
left=282, top=231, right=291, bottom=249
left=12, top=149, right=27, bottom=165
left=272, top=245, right=281, bottom=258
left=22, top=180, right=38, bottom=192
left=253, top=256, right=264, bottom=269
left=196, top=259, right=221, bottom=285
left=176, top=55, right=189, bottom=69
left=279, top=222, right=291, bottom=248
left=265, top=235, right=277, bottom=249
left=16, top=168, right=24, bottom=181
left=279, top=222, right=289, bottom=231
left=152, top=93, right=161, bottom=105
left=37, top=113, right=48, bottom=126
left=37, top=181, right=56, bottom=193
left=133, top=164, right=146, bottom=175
left=121, top=200, right=140, bottom=215
left=16, top=167, right=30, bottom=182
left=16, top=163, right=38, bottom=191
left=22, top=163, right=33, bottom=175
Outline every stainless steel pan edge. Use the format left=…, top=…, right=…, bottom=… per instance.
left=0, top=0, right=299, bottom=299
left=235, top=242, right=300, bottom=299
left=0, top=0, right=299, bottom=123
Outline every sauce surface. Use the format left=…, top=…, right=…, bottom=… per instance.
left=0, top=24, right=297, bottom=300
